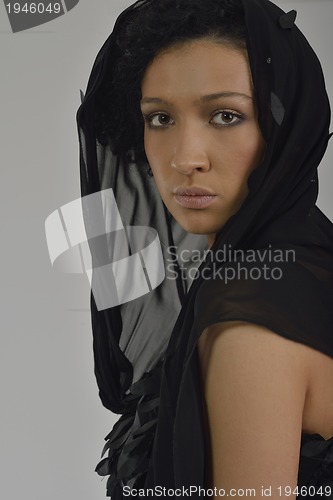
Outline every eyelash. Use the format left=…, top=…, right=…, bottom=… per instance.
left=211, top=110, right=244, bottom=127
left=142, top=110, right=244, bottom=129
left=142, top=112, right=174, bottom=129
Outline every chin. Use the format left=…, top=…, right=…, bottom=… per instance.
left=173, top=213, right=227, bottom=237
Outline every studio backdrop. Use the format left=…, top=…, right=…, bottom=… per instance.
left=0, top=1, right=332, bottom=499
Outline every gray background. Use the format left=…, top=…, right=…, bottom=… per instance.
left=0, top=1, right=332, bottom=499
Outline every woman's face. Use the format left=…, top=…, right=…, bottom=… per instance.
left=141, top=39, right=265, bottom=245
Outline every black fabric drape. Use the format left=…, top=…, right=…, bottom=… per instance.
left=76, top=0, right=333, bottom=497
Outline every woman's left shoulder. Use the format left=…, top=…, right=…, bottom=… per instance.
left=198, top=320, right=313, bottom=384
left=197, top=321, right=317, bottom=495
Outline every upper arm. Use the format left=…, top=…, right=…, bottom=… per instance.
left=197, top=321, right=310, bottom=499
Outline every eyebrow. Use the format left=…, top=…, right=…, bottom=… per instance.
left=141, top=91, right=253, bottom=106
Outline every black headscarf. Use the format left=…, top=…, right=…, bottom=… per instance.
left=76, top=0, right=333, bottom=497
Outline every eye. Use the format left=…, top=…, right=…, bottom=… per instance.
left=143, top=112, right=175, bottom=128
left=210, top=110, right=243, bottom=127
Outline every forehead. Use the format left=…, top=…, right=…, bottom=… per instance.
left=141, top=40, right=253, bottom=100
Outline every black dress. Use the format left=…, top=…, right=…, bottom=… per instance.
left=76, top=0, right=333, bottom=497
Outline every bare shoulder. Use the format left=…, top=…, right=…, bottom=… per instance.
left=199, top=320, right=333, bottom=439
left=198, top=320, right=312, bottom=381
left=197, top=321, right=312, bottom=499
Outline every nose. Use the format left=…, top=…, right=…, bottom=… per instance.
left=170, top=125, right=211, bottom=175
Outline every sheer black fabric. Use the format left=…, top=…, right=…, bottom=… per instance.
left=76, top=0, right=333, bottom=497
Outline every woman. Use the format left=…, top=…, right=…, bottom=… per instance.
left=77, top=0, right=333, bottom=497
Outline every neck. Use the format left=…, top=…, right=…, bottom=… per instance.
left=207, top=233, right=216, bottom=249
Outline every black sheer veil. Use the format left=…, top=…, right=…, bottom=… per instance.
left=76, top=0, right=333, bottom=496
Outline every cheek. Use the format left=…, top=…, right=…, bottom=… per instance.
left=245, top=125, right=266, bottom=165
left=144, top=133, right=160, bottom=167
left=223, top=131, right=265, bottom=182
left=144, top=138, right=170, bottom=201
left=212, top=134, right=264, bottom=206
left=144, top=133, right=172, bottom=178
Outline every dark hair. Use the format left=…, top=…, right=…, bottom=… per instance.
left=95, top=0, right=246, bottom=162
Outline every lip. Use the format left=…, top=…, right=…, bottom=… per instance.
left=173, top=186, right=217, bottom=209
